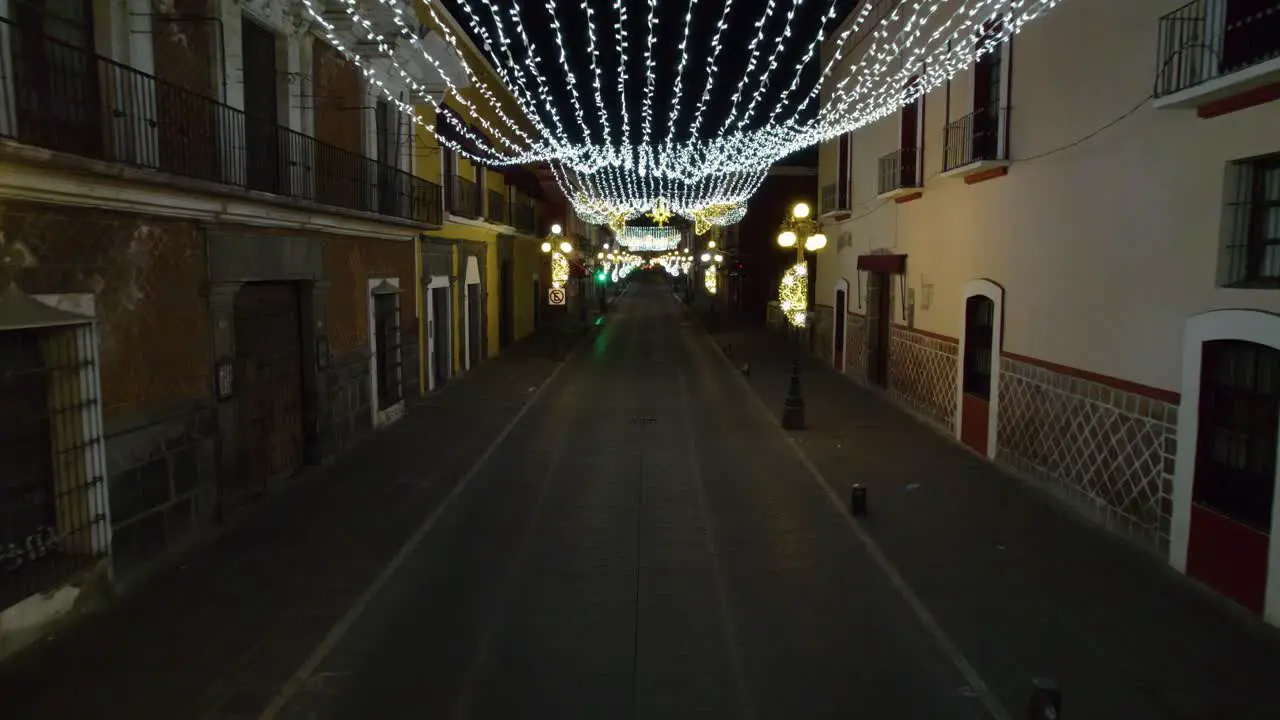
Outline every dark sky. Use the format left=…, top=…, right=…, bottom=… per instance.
left=440, top=0, right=859, bottom=164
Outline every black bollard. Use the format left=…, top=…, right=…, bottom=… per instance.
left=849, top=484, right=868, bottom=517
left=781, top=359, right=806, bottom=429
left=1026, top=678, right=1062, bottom=719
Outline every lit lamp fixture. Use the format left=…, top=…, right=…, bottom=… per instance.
left=775, top=201, right=827, bottom=328
left=542, top=223, right=572, bottom=289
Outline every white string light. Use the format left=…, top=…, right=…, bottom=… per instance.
left=310, top=0, right=1068, bottom=223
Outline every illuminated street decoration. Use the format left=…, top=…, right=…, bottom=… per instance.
left=647, top=198, right=673, bottom=227
left=616, top=226, right=682, bottom=252
left=704, top=265, right=718, bottom=295
left=303, top=0, right=1070, bottom=224
left=778, top=262, right=807, bottom=327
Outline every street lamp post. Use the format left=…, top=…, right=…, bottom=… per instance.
left=541, top=223, right=573, bottom=358
left=775, top=201, right=828, bottom=430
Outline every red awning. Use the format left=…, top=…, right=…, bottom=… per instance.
left=856, top=253, right=907, bottom=275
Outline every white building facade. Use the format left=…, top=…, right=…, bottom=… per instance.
left=814, top=0, right=1280, bottom=624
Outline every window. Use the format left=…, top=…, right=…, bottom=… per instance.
left=372, top=290, right=402, bottom=409
left=0, top=321, right=107, bottom=610
left=962, top=295, right=994, bottom=399
left=1222, top=153, right=1280, bottom=287
left=1195, top=339, right=1280, bottom=530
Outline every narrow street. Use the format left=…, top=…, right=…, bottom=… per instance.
left=269, top=275, right=990, bottom=719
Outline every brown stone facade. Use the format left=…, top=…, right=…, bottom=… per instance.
left=996, top=355, right=1177, bottom=553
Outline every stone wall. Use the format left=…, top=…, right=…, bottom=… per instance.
left=888, top=325, right=958, bottom=433
left=996, top=355, right=1177, bottom=553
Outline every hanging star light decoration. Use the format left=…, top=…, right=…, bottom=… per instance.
left=305, top=0, right=1071, bottom=226
left=647, top=198, right=673, bottom=227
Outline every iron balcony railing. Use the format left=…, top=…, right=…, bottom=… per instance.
left=486, top=188, right=506, bottom=224
left=450, top=176, right=480, bottom=218
left=943, top=107, right=1008, bottom=171
left=0, top=17, right=442, bottom=226
left=1155, top=0, right=1280, bottom=97
left=877, top=147, right=920, bottom=195
left=510, top=199, right=535, bottom=232
left=821, top=183, right=837, bottom=213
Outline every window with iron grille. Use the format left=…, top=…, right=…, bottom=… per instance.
left=1195, top=339, right=1280, bottom=531
left=0, top=323, right=108, bottom=610
left=1221, top=153, right=1280, bottom=287
left=373, top=291, right=402, bottom=408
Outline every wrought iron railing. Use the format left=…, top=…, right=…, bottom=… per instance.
left=450, top=176, right=480, bottom=217
left=486, top=188, right=506, bottom=224
left=1155, top=0, right=1280, bottom=97
left=943, top=107, right=1008, bottom=171
left=0, top=16, right=442, bottom=225
left=877, top=147, right=919, bottom=195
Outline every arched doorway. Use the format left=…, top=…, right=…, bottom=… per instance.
left=833, top=280, right=849, bottom=373
left=955, top=280, right=1003, bottom=458
left=1174, top=310, right=1280, bottom=624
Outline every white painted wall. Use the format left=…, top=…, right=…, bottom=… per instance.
left=817, top=0, right=1280, bottom=393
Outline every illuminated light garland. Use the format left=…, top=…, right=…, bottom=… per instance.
left=319, top=0, right=1069, bottom=223
left=648, top=198, right=673, bottom=227
left=551, top=252, right=570, bottom=289
left=616, top=226, right=683, bottom=252
left=704, top=265, right=718, bottom=295
left=778, top=261, right=808, bottom=327
left=692, top=202, right=746, bottom=236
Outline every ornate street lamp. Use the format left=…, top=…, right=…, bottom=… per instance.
left=775, top=201, right=827, bottom=430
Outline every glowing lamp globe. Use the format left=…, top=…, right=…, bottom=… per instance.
left=792, top=202, right=811, bottom=220
left=804, top=233, right=828, bottom=252
left=777, top=230, right=798, bottom=248
left=708, top=240, right=717, bottom=249
left=540, top=241, right=552, bottom=253
left=714, top=253, right=723, bottom=262
left=550, top=223, right=563, bottom=235
left=559, top=241, right=573, bottom=254
left=700, top=252, right=712, bottom=262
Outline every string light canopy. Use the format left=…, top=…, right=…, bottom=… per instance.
left=305, top=0, right=1069, bottom=223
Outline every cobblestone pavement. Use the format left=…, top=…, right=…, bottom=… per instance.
left=701, top=309, right=1280, bottom=720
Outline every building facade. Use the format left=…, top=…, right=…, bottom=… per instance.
left=0, top=0, right=554, bottom=656
left=812, top=0, right=1280, bottom=624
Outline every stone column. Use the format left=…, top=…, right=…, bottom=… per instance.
left=208, top=281, right=242, bottom=520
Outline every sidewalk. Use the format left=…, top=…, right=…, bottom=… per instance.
left=0, top=330, right=573, bottom=720
left=699, top=312, right=1280, bottom=719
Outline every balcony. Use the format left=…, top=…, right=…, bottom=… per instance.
left=0, top=18, right=442, bottom=227
left=876, top=147, right=922, bottom=200
left=1153, top=0, right=1280, bottom=112
left=449, top=176, right=480, bottom=218
left=941, top=107, right=1009, bottom=179
left=486, top=188, right=506, bottom=225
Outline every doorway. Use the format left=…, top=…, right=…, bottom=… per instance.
left=466, top=282, right=482, bottom=370
left=960, top=295, right=996, bottom=455
left=866, top=273, right=891, bottom=388
left=426, top=280, right=451, bottom=391
left=241, top=17, right=280, bottom=194
left=499, top=260, right=514, bottom=348
left=1186, top=339, right=1280, bottom=614
left=231, top=282, right=304, bottom=507
left=833, top=283, right=848, bottom=372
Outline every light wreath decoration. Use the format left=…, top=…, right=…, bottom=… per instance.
left=305, top=0, right=1069, bottom=225
left=704, top=265, right=718, bottom=295
left=778, top=261, right=808, bottom=328
left=551, top=251, right=570, bottom=289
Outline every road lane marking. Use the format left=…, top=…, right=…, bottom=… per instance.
left=258, top=340, right=584, bottom=720
left=698, top=331, right=1014, bottom=720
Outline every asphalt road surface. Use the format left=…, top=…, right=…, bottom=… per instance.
left=270, top=274, right=996, bottom=720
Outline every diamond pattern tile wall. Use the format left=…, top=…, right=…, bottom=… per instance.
left=995, top=356, right=1177, bottom=552
left=844, top=314, right=868, bottom=382
left=889, top=327, right=958, bottom=433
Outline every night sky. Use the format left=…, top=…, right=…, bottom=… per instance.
left=440, top=0, right=860, bottom=163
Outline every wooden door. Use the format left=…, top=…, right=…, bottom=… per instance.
left=866, top=273, right=890, bottom=388
left=960, top=295, right=995, bottom=455
left=1186, top=340, right=1279, bottom=614
left=431, top=285, right=451, bottom=389
left=232, top=283, right=304, bottom=505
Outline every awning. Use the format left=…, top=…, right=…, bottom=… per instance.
left=0, top=284, right=93, bottom=330
left=856, top=253, right=907, bottom=275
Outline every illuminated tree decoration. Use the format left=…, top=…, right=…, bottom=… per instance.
left=778, top=262, right=808, bottom=327
left=306, top=0, right=1071, bottom=227
left=551, top=251, right=570, bottom=289
left=704, top=265, right=718, bottom=295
